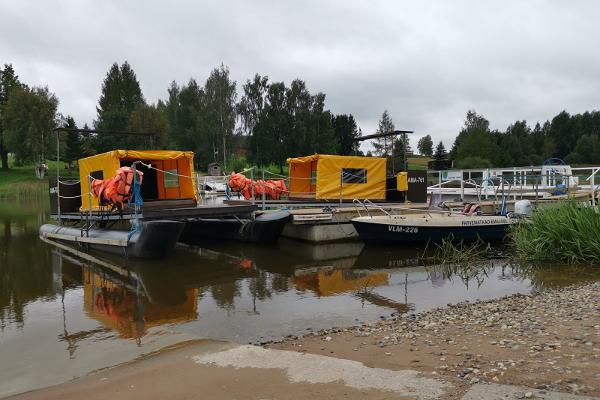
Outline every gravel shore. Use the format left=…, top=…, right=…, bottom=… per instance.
left=269, top=281, right=600, bottom=398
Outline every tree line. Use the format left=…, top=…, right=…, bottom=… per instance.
left=0, top=62, right=361, bottom=172
left=449, top=109, right=600, bottom=168
left=1, top=61, right=599, bottom=172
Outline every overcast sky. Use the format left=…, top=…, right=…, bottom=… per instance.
left=2, top=0, right=599, bottom=151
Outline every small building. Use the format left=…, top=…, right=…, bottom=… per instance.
left=207, top=162, right=222, bottom=176
left=78, top=150, right=197, bottom=209
left=286, top=154, right=387, bottom=200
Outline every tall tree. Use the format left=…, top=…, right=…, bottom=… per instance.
left=238, top=74, right=269, bottom=136
left=433, top=141, right=447, bottom=160
left=63, top=116, right=82, bottom=167
left=392, top=136, right=406, bottom=172
left=80, top=123, right=94, bottom=157
left=417, top=134, right=434, bottom=157
left=333, top=114, right=360, bottom=155
left=128, top=102, right=169, bottom=148
left=203, top=64, right=237, bottom=169
left=452, top=110, right=499, bottom=167
left=94, top=62, right=145, bottom=151
left=0, top=64, right=22, bottom=169
left=2, top=86, right=58, bottom=165
left=243, top=77, right=338, bottom=171
left=547, top=111, right=572, bottom=159
left=306, top=91, right=337, bottom=155
left=165, top=79, right=204, bottom=152
left=372, top=110, right=394, bottom=157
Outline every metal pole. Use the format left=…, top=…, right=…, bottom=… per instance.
left=460, top=170, right=464, bottom=201
left=250, top=168, right=255, bottom=206
left=87, top=175, right=92, bottom=222
left=262, top=169, right=266, bottom=211
left=339, top=172, right=343, bottom=209
left=591, top=169, right=596, bottom=207
left=513, top=167, right=517, bottom=202
left=56, top=131, right=61, bottom=223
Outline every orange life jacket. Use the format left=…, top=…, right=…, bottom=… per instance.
left=228, top=172, right=287, bottom=200
left=91, top=167, right=144, bottom=209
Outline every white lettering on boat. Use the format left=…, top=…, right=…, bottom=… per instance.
left=388, top=225, right=419, bottom=233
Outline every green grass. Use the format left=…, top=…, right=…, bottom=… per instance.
left=407, top=156, right=432, bottom=171
left=510, top=202, right=600, bottom=265
left=0, top=160, right=78, bottom=199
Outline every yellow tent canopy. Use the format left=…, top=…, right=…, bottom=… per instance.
left=78, top=150, right=197, bottom=209
left=286, top=154, right=387, bottom=200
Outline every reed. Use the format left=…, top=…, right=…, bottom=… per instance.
left=510, top=202, right=600, bottom=264
left=426, top=237, right=497, bottom=287
left=431, top=236, right=490, bottom=265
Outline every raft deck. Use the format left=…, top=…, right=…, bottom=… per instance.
left=51, top=204, right=259, bottom=221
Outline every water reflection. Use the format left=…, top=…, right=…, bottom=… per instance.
left=3, top=198, right=600, bottom=396
left=0, top=202, right=51, bottom=329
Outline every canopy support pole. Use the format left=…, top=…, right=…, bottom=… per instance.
left=56, top=131, right=61, bottom=224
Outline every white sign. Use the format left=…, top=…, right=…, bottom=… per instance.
left=441, top=170, right=462, bottom=181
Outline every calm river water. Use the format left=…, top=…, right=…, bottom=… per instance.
left=1, top=198, right=600, bottom=396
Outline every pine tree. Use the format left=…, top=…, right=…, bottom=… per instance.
left=392, top=136, right=406, bottom=172
left=333, top=114, right=360, bottom=155
left=373, top=110, right=394, bottom=157
left=434, top=141, right=447, bottom=160
left=63, top=116, right=82, bottom=168
left=94, top=61, right=145, bottom=151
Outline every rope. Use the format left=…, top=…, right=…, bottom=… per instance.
left=58, top=192, right=91, bottom=199
left=57, top=179, right=81, bottom=185
left=128, top=166, right=143, bottom=242
left=136, top=161, right=194, bottom=180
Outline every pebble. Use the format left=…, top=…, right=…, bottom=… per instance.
left=262, top=282, right=600, bottom=395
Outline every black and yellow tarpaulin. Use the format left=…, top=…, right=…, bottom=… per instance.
left=78, top=150, right=196, bottom=209
left=286, top=154, right=387, bottom=200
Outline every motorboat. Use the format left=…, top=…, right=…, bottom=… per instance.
left=352, top=212, right=518, bottom=244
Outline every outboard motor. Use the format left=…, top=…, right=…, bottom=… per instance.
left=514, top=200, right=532, bottom=216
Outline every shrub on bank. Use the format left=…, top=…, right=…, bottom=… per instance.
left=510, top=202, right=600, bottom=264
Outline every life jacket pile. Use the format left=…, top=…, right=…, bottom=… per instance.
left=228, top=172, right=288, bottom=200
left=91, top=167, right=144, bottom=210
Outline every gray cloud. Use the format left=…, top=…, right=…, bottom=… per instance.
left=1, top=0, right=599, bottom=151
